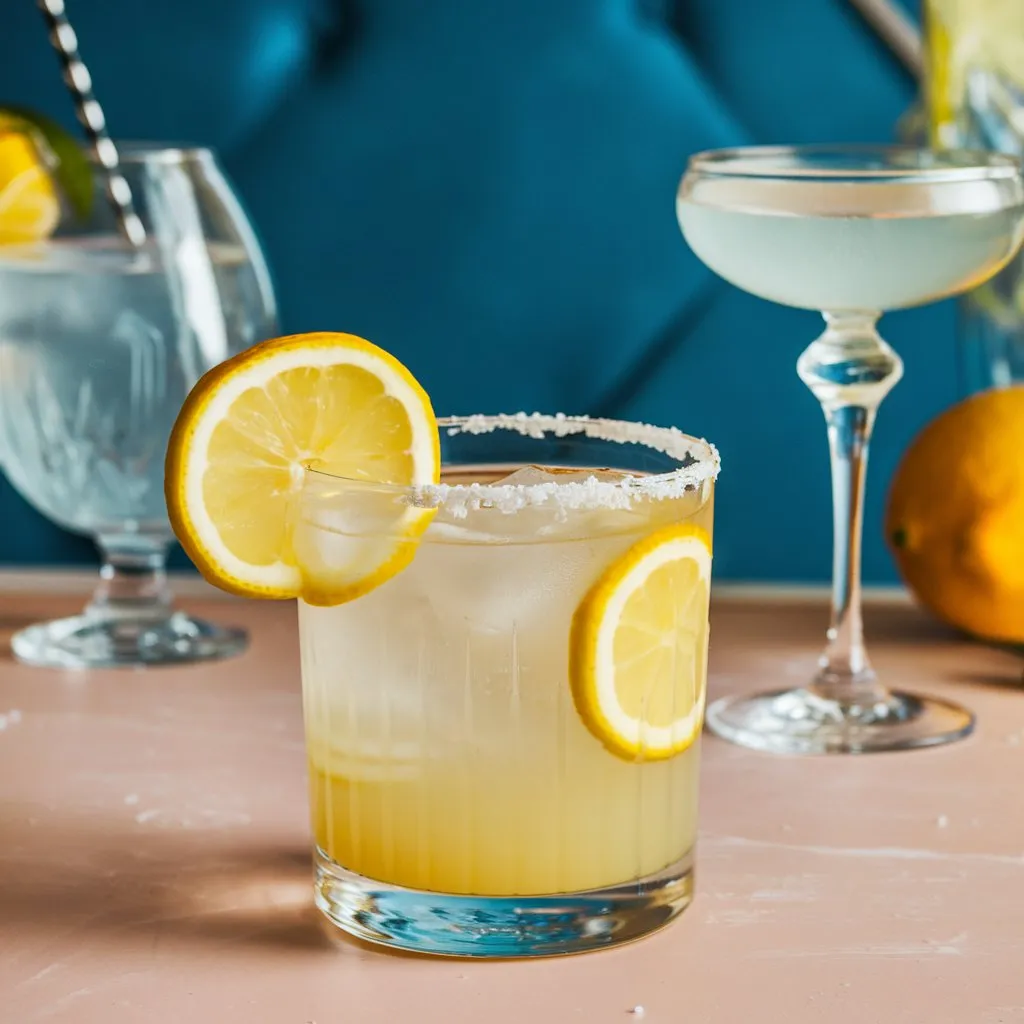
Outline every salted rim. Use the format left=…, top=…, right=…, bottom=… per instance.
left=410, top=412, right=720, bottom=516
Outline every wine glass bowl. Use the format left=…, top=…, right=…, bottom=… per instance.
left=678, top=146, right=1024, bottom=311
left=0, top=144, right=277, bottom=668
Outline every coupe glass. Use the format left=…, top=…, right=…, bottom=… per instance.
left=0, top=144, right=277, bottom=668
left=677, top=145, right=1024, bottom=754
left=298, top=414, right=718, bottom=956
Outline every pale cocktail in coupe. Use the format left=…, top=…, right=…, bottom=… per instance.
left=679, top=171, right=1024, bottom=311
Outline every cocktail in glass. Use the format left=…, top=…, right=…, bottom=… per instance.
left=677, top=145, right=1024, bottom=754
left=0, top=144, right=276, bottom=668
left=296, top=414, right=718, bottom=956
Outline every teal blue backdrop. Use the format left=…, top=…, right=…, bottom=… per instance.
left=0, top=0, right=953, bottom=582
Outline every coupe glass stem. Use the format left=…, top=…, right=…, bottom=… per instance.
left=797, top=312, right=903, bottom=707
left=87, top=536, right=173, bottom=623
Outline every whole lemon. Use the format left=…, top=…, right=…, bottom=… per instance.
left=886, top=385, right=1024, bottom=642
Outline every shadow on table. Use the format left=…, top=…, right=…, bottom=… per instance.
left=714, top=601, right=965, bottom=649
left=0, top=807, right=364, bottom=957
left=944, top=667, right=1024, bottom=690
left=862, top=604, right=963, bottom=645
left=713, top=600, right=1024, bottom=691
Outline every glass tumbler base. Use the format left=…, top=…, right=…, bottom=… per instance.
left=11, top=611, right=248, bottom=669
left=314, top=848, right=693, bottom=958
left=706, top=687, right=975, bottom=755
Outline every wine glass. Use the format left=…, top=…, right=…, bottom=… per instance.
left=677, top=145, right=1024, bottom=753
left=0, top=143, right=277, bottom=668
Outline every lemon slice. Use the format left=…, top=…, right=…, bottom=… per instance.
left=570, top=523, right=712, bottom=761
left=165, top=332, right=440, bottom=604
left=0, top=126, right=59, bottom=244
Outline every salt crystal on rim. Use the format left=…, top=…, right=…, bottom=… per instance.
left=411, top=413, right=720, bottom=517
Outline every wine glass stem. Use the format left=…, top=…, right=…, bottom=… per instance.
left=87, top=535, right=174, bottom=623
left=797, top=312, right=904, bottom=706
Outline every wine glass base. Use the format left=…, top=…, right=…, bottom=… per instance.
left=706, top=687, right=974, bottom=755
left=10, top=611, right=248, bottom=670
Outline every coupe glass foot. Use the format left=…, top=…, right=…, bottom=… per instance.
left=706, top=687, right=974, bottom=755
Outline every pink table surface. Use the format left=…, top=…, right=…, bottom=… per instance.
left=1, top=589, right=1023, bottom=1024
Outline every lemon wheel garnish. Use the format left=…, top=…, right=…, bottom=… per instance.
left=165, top=332, right=440, bottom=605
left=0, top=125, right=60, bottom=244
left=570, top=523, right=712, bottom=761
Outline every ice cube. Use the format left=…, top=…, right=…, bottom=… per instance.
left=415, top=535, right=592, bottom=632
left=301, top=592, right=442, bottom=779
left=413, top=463, right=658, bottom=631
left=511, top=465, right=664, bottom=540
left=426, top=463, right=649, bottom=545
left=493, top=464, right=630, bottom=486
left=480, top=464, right=643, bottom=539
